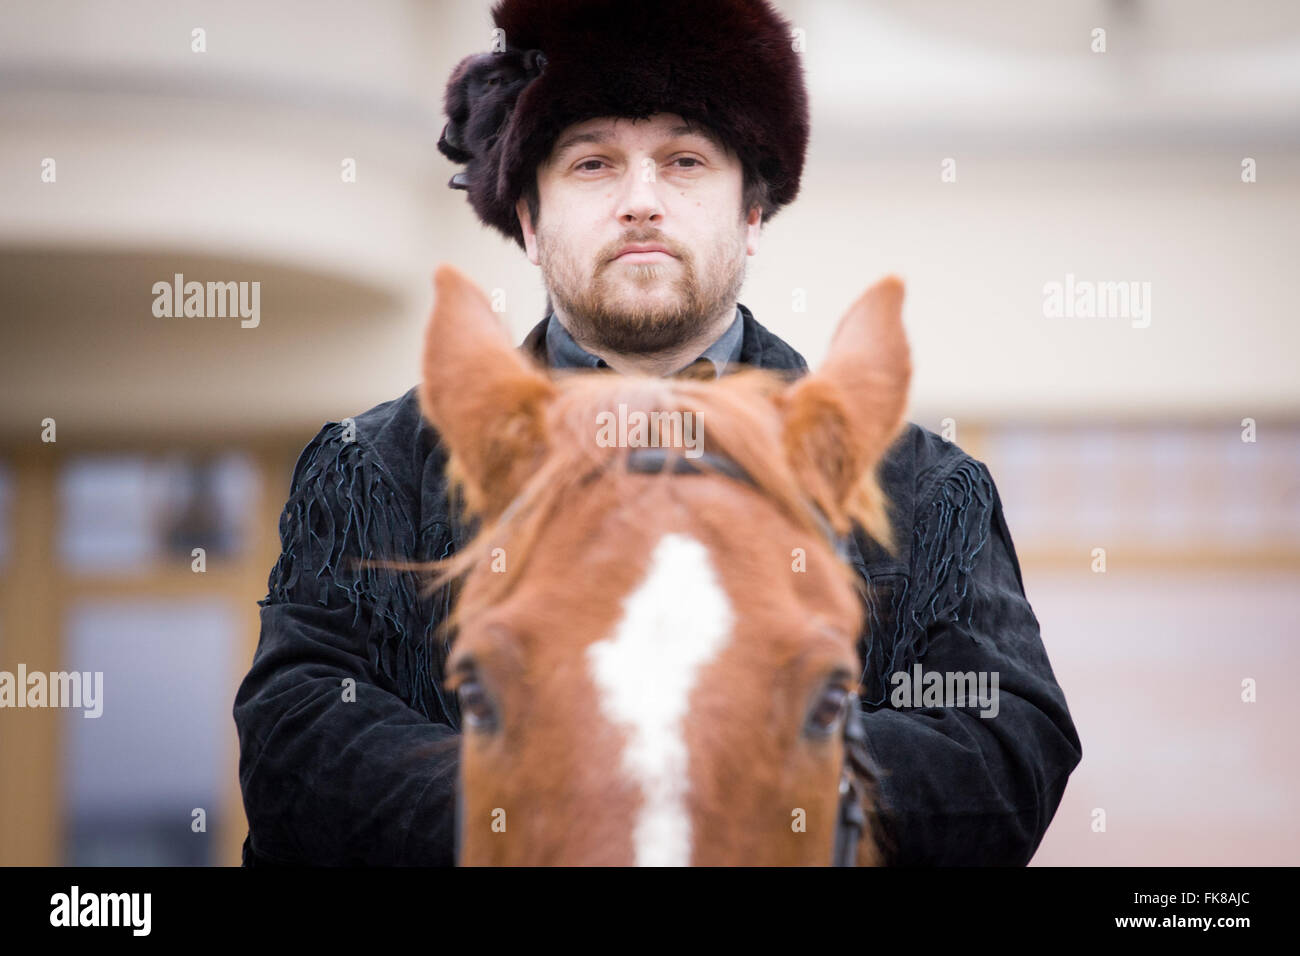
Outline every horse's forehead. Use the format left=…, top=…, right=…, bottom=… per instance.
left=587, top=532, right=735, bottom=702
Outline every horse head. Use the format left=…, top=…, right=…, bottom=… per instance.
left=418, top=264, right=911, bottom=865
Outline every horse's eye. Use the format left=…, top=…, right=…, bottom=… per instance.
left=457, top=678, right=498, bottom=732
left=805, top=684, right=850, bottom=737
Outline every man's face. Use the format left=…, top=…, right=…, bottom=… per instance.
left=516, top=113, right=762, bottom=353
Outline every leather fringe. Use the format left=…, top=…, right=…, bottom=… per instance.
left=857, top=457, right=995, bottom=706
left=261, top=424, right=454, bottom=724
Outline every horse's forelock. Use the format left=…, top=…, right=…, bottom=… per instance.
left=423, top=368, right=870, bottom=645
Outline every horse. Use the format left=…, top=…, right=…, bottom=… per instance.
left=415, top=263, right=911, bottom=865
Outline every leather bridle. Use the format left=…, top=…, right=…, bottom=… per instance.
left=622, top=446, right=882, bottom=867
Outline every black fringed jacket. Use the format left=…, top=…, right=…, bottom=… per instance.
left=232, top=304, right=1083, bottom=866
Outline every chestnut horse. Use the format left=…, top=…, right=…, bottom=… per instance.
left=416, top=264, right=911, bottom=865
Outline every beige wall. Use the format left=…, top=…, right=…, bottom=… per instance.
left=2, top=0, right=1297, bottom=434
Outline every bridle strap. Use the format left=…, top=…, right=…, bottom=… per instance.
left=623, top=447, right=875, bottom=866
left=832, top=691, right=878, bottom=867
left=623, top=448, right=851, bottom=563
left=623, top=446, right=755, bottom=486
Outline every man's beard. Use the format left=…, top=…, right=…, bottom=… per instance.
left=539, top=227, right=747, bottom=354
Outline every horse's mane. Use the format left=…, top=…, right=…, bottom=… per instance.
left=382, top=365, right=894, bottom=653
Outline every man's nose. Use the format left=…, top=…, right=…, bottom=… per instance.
left=616, top=160, right=665, bottom=227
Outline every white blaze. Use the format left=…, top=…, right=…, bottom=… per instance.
left=586, top=532, right=734, bottom=866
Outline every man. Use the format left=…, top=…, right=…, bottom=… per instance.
left=233, top=0, right=1082, bottom=866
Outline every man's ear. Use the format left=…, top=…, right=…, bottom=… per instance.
left=775, top=276, right=912, bottom=552
left=419, top=263, right=556, bottom=520
left=744, top=203, right=762, bottom=256
left=516, top=196, right=540, bottom=264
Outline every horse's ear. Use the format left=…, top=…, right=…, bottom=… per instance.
left=776, top=276, right=912, bottom=553
left=419, top=263, right=556, bottom=520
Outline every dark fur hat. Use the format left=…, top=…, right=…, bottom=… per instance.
left=437, top=0, right=809, bottom=249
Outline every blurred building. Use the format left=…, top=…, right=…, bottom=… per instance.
left=1, top=0, right=1297, bottom=865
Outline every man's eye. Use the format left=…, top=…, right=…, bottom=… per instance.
left=575, top=159, right=606, bottom=172
left=673, top=157, right=702, bottom=168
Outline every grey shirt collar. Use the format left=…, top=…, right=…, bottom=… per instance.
left=544, top=306, right=746, bottom=378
